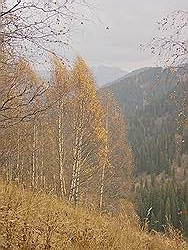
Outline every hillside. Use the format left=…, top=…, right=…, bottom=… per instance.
left=102, top=66, right=188, bottom=174
left=102, top=66, right=188, bottom=236
left=0, top=181, right=187, bottom=250
left=1, top=0, right=187, bottom=248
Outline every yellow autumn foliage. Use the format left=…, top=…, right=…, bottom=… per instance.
left=0, top=180, right=187, bottom=250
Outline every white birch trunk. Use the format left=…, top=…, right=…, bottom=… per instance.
left=39, top=143, right=44, bottom=189
left=70, top=101, right=85, bottom=204
left=58, top=102, right=66, bottom=198
left=69, top=128, right=79, bottom=202
left=75, top=130, right=83, bottom=205
left=69, top=126, right=83, bottom=204
left=32, top=122, right=37, bottom=188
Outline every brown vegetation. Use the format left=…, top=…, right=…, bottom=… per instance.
left=0, top=181, right=187, bottom=250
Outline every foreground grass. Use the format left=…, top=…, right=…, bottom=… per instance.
left=0, top=182, right=187, bottom=250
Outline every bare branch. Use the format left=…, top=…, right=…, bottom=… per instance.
left=0, top=0, right=21, bottom=17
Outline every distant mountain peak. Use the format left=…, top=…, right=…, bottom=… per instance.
left=92, top=65, right=127, bottom=87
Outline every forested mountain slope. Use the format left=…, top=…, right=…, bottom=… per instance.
left=102, top=66, right=188, bottom=236
left=102, top=66, right=188, bottom=175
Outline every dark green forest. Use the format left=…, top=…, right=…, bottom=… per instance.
left=103, top=65, right=188, bottom=237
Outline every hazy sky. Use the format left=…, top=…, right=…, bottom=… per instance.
left=69, top=0, right=188, bottom=71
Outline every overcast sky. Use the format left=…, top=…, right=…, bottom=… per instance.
left=68, top=0, right=188, bottom=71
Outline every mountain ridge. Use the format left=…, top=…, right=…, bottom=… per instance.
left=92, top=65, right=127, bottom=87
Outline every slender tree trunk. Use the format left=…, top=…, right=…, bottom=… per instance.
left=75, top=130, right=83, bottom=205
left=58, top=102, right=67, bottom=198
left=39, top=143, right=44, bottom=189
left=69, top=128, right=79, bottom=202
left=99, top=102, right=109, bottom=211
left=16, top=133, right=20, bottom=184
left=69, top=126, right=83, bottom=204
left=32, top=121, right=37, bottom=188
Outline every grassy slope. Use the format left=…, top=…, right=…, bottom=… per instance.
left=0, top=181, right=187, bottom=250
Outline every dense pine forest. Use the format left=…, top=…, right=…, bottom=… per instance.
left=103, top=66, right=188, bottom=237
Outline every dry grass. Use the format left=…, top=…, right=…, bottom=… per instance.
left=0, top=181, right=187, bottom=250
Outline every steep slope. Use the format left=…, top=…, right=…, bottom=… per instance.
left=101, top=66, right=188, bottom=236
left=103, top=67, right=181, bottom=115
left=102, top=66, right=187, bottom=175
left=0, top=181, right=187, bottom=250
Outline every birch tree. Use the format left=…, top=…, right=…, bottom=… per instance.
left=0, top=0, right=89, bottom=61
left=69, top=58, right=108, bottom=207
left=50, top=57, right=73, bottom=198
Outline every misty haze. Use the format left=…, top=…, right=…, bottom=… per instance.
left=0, top=0, right=187, bottom=249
